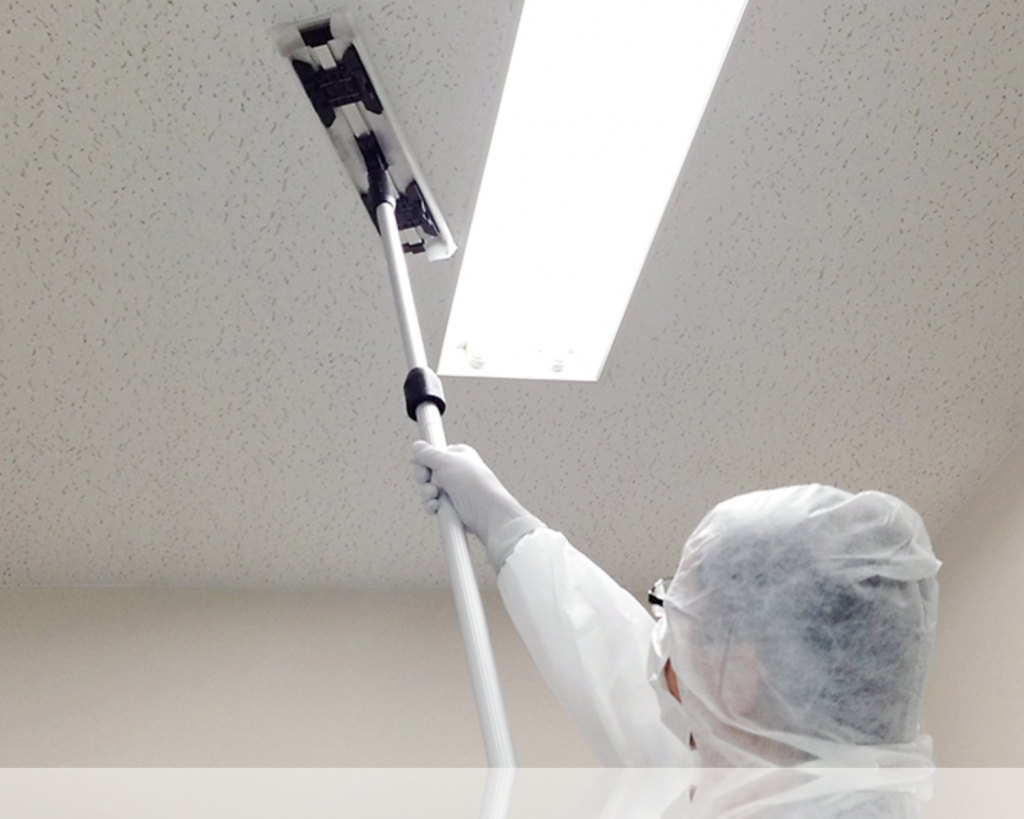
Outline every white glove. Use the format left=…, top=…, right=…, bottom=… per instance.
left=411, top=441, right=545, bottom=569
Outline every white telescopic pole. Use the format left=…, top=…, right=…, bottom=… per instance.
left=375, top=197, right=516, bottom=769
left=480, top=768, right=516, bottom=819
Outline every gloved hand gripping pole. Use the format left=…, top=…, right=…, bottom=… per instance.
left=364, top=139, right=517, bottom=769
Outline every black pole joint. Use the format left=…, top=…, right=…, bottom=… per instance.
left=404, top=367, right=447, bottom=420
left=358, top=133, right=396, bottom=214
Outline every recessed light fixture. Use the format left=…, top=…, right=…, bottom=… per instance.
left=438, top=0, right=747, bottom=381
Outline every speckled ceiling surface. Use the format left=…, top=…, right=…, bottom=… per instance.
left=2, top=0, right=1023, bottom=589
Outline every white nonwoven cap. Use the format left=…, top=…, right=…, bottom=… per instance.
left=650, top=484, right=940, bottom=767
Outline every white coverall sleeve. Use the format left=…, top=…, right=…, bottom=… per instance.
left=497, top=528, right=692, bottom=767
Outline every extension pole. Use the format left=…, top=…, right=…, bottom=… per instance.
left=374, top=193, right=516, bottom=769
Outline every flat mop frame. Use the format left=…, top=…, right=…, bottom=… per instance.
left=277, top=13, right=515, bottom=767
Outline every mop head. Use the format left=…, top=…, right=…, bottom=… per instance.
left=277, top=12, right=457, bottom=261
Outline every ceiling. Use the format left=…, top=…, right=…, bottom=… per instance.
left=2, top=0, right=1022, bottom=590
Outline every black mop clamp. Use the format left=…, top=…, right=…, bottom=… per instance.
left=354, top=132, right=440, bottom=251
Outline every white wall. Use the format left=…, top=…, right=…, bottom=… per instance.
left=0, top=587, right=597, bottom=766
left=2, top=439, right=1021, bottom=767
left=920, top=437, right=1024, bottom=766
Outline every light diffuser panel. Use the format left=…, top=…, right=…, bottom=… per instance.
left=439, top=0, right=747, bottom=381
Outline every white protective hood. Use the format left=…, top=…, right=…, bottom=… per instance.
left=649, top=484, right=940, bottom=767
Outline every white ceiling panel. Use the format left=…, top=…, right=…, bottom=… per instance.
left=2, top=0, right=1023, bottom=589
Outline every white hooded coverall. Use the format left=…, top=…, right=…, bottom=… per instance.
left=497, top=528, right=692, bottom=767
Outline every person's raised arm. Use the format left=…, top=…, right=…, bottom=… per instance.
left=411, top=442, right=690, bottom=766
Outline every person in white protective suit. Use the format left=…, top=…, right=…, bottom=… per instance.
left=411, top=442, right=940, bottom=768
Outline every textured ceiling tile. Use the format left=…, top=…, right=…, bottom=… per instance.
left=1, top=0, right=1022, bottom=589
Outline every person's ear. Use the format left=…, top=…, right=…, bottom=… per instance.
left=664, top=659, right=681, bottom=702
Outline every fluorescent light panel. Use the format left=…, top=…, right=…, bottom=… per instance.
left=439, top=0, right=747, bottom=381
